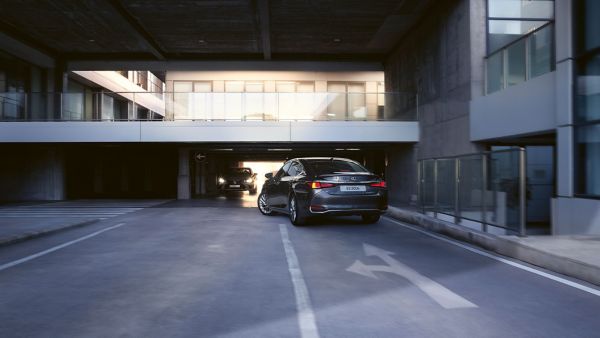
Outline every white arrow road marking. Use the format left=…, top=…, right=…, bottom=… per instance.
left=347, top=243, right=477, bottom=309
left=279, top=224, right=320, bottom=338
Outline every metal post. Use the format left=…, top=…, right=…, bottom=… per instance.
left=518, top=147, right=527, bottom=237
left=417, top=161, right=422, bottom=213
left=454, top=158, right=460, bottom=224
left=481, top=153, right=488, bottom=232
left=433, top=159, right=438, bottom=218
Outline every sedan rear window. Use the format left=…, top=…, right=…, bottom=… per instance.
left=227, top=168, right=252, bottom=175
left=308, top=160, right=368, bottom=175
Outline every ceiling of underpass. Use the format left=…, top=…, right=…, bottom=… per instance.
left=0, top=0, right=433, bottom=61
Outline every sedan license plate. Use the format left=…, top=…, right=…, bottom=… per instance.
left=229, top=184, right=240, bottom=188
left=340, top=185, right=366, bottom=192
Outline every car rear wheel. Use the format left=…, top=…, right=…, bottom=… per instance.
left=258, top=192, right=274, bottom=216
left=289, top=195, right=307, bottom=226
left=361, top=214, right=380, bottom=224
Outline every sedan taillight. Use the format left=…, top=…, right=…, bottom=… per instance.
left=370, top=181, right=387, bottom=188
left=309, top=181, right=336, bottom=189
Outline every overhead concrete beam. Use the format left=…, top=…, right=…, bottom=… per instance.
left=106, top=0, right=166, bottom=60
left=0, top=32, right=54, bottom=68
left=67, top=60, right=384, bottom=72
left=256, top=0, right=272, bottom=60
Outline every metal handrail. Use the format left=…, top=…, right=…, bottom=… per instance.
left=485, top=21, right=554, bottom=59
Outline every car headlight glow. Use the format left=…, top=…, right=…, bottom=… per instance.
left=245, top=178, right=253, bottom=183
left=218, top=177, right=225, bottom=184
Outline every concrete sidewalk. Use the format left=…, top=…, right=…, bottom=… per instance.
left=0, top=200, right=170, bottom=246
left=386, top=206, right=600, bottom=286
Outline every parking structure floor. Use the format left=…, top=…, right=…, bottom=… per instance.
left=0, top=195, right=599, bottom=338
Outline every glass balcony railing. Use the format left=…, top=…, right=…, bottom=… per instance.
left=0, top=91, right=418, bottom=122
left=486, top=22, right=554, bottom=94
left=419, top=147, right=528, bottom=236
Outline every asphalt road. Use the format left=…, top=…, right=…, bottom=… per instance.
left=0, top=198, right=599, bottom=338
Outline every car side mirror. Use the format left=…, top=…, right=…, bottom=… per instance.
left=265, top=172, right=273, bottom=179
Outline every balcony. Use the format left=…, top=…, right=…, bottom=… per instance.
left=0, top=91, right=419, bottom=143
left=486, top=22, right=554, bottom=95
left=0, top=91, right=417, bottom=122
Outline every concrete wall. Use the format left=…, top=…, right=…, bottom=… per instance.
left=383, top=0, right=485, bottom=206
left=0, top=146, right=65, bottom=201
left=552, top=197, right=600, bottom=235
left=470, top=71, right=557, bottom=141
left=386, top=144, right=418, bottom=206
left=385, top=0, right=484, bottom=159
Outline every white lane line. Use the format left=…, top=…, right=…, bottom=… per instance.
left=278, top=224, right=320, bottom=338
left=383, top=217, right=600, bottom=297
left=0, top=223, right=126, bottom=272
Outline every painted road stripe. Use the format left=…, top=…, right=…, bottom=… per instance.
left=0, top=223, right=126, bottom=272
left=279, top=224, right=320, bottom=338
left=383, top=217, right=600, bottom=297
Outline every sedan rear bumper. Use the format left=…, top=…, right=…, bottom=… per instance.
left=307, top=190, right=388, bottom=215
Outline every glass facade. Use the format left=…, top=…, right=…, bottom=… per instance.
left=575, top=0, right=600, bottom=197
left=485, top=0, right=554, bottom=94
left=168, top=80, right=398, bottom=121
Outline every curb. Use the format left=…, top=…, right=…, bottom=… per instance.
left=0, top=219, right=101, bottom=247
left=385, top=206, right=600, bottom=287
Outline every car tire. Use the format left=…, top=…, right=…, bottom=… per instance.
left=289, top=195, right=307, bottom=226
left=361, top=214, right=380, bottom=224
left=258, top=192, right=274, bottom=216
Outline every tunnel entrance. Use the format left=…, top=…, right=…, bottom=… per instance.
left=187, top=144, right=388, bottom=202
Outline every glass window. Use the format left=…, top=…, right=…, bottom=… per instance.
left=225, top=81, right=244, bottom=120
left=287, top=162, right=300, bottom=177
left=576, top=55, right=600, bottom=123
left=276, top=162, right=292, bottom=178
left=277, top=81, right=296, bottom=120
left=327, top=83, right=347, bottom=120
left=191, top=81, right=211, bottom=120
left=487, top=51, right=504, bottom=93
left=173, top=81, right=192, bottom=119
left=488, top=19, right=549, bottom=53
left=506, top=38, right=526, bottom=87
left=488, top=0, right=554, bottom=19
left=528, top=23, right=553, bottom=79
left=347, top=83, right=366, bottom=119
left=579, top=0, right=600, bottom=52
left=245, top=82, right=264, bottom=120
left=308, top=160, right=368, bottom=175
left=576, top=124, right=600, bottom=196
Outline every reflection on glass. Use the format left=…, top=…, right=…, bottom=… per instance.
left=577, top=55, right=600, bottom=122
left=576, top=124, right=600, bottom=196
left=436, top=159, right=456, bottom=216
left=581, top=0, right=600, bottom=52
left=488, top=20, right=548, bottom=53
left=488, top=0, right=554, bottom=19
left=487, top=52, right=504, bottom=94
left=101, top=94, right=114, bottom=120
left=507, top=38, right=526, bottom=87
left=63, top=93, right=84, bottom=120
left=529, top=24, right=553, bottom=79
left=0, top=92, right=26, bottom=119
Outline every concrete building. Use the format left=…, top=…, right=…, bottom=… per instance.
left=0, top=0, right=598, bottom=235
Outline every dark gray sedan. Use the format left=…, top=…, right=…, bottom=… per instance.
left=257, top=157, right=387, bottom=225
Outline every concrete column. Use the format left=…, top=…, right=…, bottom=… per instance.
left=177, top=148, right=191, bottom=199
left=47, top=148, right=65, bottom=200
left=45, top=68, right=55, bottom=120
left=29, top=66, right=42, bottom=120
